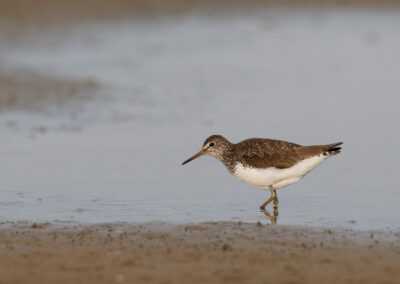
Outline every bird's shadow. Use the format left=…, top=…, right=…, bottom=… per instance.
left=260, top=207, right=279, bottom=225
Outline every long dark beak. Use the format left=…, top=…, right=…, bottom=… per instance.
left=182, top=151, right=203, bottom=165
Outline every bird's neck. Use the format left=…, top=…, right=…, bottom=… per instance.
left=219, top=144, right=236, bottom=173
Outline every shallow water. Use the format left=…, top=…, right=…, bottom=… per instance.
left=1, top=7, right=400, bottom=229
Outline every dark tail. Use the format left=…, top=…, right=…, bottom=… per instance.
left=324, top=142, right=343, bottom=156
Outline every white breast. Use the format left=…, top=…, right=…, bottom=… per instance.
left=232, top=154, right=328, bottom=190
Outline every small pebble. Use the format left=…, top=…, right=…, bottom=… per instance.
left=222, top=244, right=233, bottom=251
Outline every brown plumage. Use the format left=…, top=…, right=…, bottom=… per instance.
left=237, top=139, right=342, bottom=169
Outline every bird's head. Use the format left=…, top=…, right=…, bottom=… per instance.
left=182, top=135, right=232, bottom=165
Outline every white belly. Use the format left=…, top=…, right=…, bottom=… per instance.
left=232, top=155, right=327, bottom=190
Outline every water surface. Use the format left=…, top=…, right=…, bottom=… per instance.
left=1, top=8, right=400, bottom=229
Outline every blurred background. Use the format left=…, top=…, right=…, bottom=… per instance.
left=0, top=0, right=399, bottom=228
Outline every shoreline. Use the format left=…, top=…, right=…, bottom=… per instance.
left=1, top=221, right=400, bottom=283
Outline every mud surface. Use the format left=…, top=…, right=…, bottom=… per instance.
left=1, top=222, right=400, bottom=284
left=1, top=0, right=399, bottom=25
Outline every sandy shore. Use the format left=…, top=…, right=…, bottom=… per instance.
left=1, top=222, right=400, bottom=284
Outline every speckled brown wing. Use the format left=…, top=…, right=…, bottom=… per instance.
left=236, top=139, right=342, bottom=169
left=235, top=138, right=300, bottom=169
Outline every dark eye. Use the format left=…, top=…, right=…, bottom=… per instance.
left=209, top=142, right=215, bottom=147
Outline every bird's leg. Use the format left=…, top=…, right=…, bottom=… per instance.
left=259, top=188, right=276, bottom=211
left=259, top=197, right=273, bottom=211
left=273, top=190, right=278, bottom=209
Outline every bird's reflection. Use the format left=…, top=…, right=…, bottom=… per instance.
left=261, top=207, right=279, bottom=225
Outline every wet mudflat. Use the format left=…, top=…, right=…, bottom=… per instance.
left=1, top=221, right=400, bottom=284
